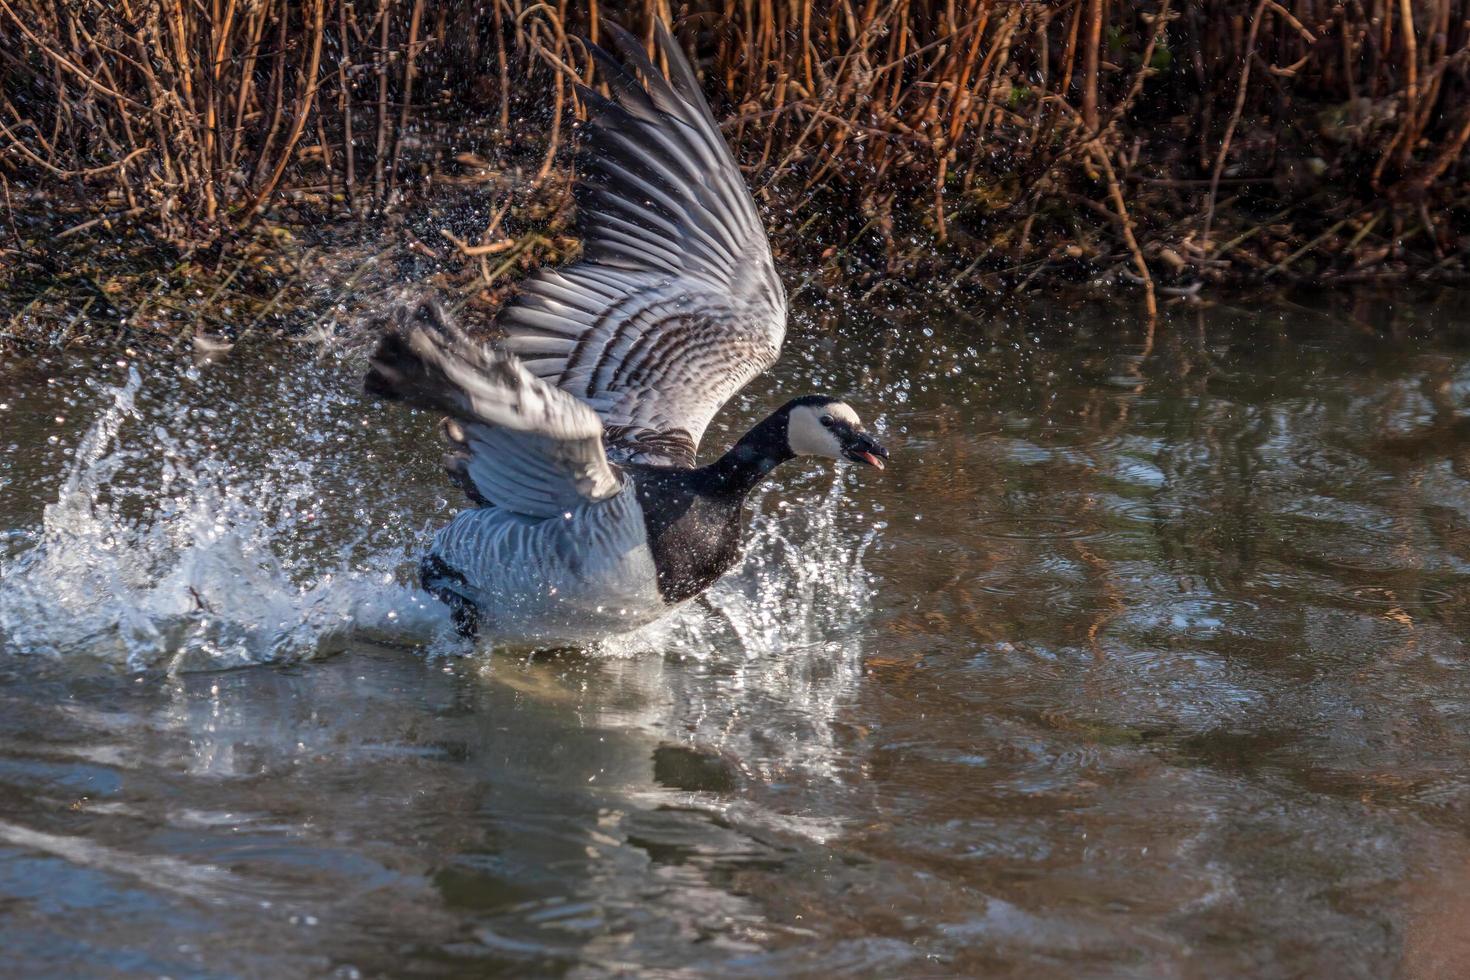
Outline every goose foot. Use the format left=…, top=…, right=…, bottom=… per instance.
left=420, top=555, right=480, bottom=639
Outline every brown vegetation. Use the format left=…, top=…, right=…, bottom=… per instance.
left=1, top=1, right=1467, bottom=345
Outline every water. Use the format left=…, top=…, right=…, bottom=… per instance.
left=3, top=291, right=1470, bottom=976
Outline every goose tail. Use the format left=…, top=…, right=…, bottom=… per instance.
left=363, top=296, right=497, bottom=506
left=363, top=295, right=483, bottom=417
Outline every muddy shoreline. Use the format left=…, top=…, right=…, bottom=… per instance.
left=3, top=172, right=1465, bottom=355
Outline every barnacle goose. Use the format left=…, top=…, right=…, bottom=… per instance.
left=365, top=20, right=888, bottom=642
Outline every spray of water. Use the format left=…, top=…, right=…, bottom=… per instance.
left=0, top=354, right=884, bottom=688
left=0, top=359, right=453, bottom=673
left=600, top=477, right=885, bottom=785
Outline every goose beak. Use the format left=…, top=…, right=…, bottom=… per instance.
left=843, top=432, right=889, bottom=470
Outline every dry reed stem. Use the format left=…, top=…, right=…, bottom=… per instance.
left=1203, top=0, right=1269, bottom=247
left=387, top=0, right=425, bottom=200
left=238, top=0, right=327, bottom=224
left=0, top=0, right=1465, bottom=300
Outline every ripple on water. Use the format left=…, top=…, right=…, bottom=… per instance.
left=965, top=561, right=1111, bottom=618
left=1287, top=445, right=1383, bottom=483
left=998, top=421, right=1127, bottom=453
left=1274, top=496, right=1401, bottom=533
left=1116, top=500, right=1207, bottom=526
left=973, top=515, right=1099, bottom=541
left=971, top=575, right=1077, bottom=606
left=1268, top=518, right=1423, bottom=574
left=1105, top=596, right=1282, bottom=646
left=1300, top=606, right=1417, bottom=663
left=1243, top=567, right=1463, bottom=615
left=1330, top=584, right=1456, bottom=608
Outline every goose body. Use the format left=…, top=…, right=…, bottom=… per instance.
left=418, top=485, right=663, bottom=642
left=366, top=21, right=887, bottom=644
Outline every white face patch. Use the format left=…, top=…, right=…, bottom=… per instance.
left=787, top=402, right=863, bottom=458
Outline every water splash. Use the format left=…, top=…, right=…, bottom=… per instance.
left=600, top=474, right=886, bottom=783
left=0, top=360, right=452, bottom=673
left=1, top=354, right=884, bottom=684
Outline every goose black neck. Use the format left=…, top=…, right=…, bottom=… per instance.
left=695, top=411, right=793, bottom=499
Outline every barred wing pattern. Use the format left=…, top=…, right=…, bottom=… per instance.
left=365, top=299, right=623, bottom=518
left=499, top=21, right=787, bottom=468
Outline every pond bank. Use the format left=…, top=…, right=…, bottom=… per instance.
left=3, top=1, right=1467, bottom=349
left=3, top=175, right=1466, bottom=355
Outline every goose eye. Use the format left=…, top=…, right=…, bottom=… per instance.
left=820, top=415, right=834, bottom=427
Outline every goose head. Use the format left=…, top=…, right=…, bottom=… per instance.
left=785, top=398, right=889, bottom=470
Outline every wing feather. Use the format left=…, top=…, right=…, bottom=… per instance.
left=365, top=298, right=623, bottom=517
left=497, top=19, right=786, bottom=468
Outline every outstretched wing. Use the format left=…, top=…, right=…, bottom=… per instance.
left=499, top=21, right=787, bottom=468
left=365, top=298, right=622, bottom=518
